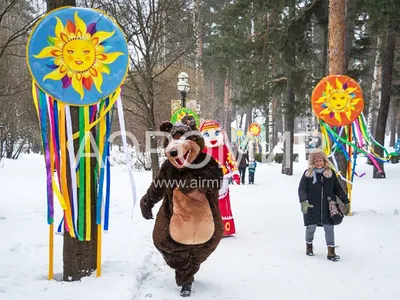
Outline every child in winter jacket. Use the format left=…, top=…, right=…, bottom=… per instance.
left=248, top=160, right=257, bottom=184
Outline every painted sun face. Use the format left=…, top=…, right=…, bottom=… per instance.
left=316, top=78, right=363, bottom=124
left=63, top=39, right=95, bottom=72
left=34, top=12, right=124, bottom=99
left=202, top=128, right=224, bottom=148
left=329, top=91, right=348, bottom=110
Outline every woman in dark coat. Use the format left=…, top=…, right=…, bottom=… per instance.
left=298, top=150, right=350, bottom=261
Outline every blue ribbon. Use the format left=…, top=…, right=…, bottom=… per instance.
left=96, top=98, right=110, bottom=225
left=38, top=89, right=54, bottom=224
left=104, top=102, right=113, bottom=231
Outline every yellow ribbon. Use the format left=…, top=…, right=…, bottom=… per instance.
left=72, top=88, right=120, bottom=140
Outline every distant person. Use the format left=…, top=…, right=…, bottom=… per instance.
left=237, top=149, right=248, bottom=184
left=248, top=159, right=257, bottom=184
left=298, top=150, right=350, bottom=261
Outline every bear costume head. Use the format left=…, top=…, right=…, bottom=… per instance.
left=199, top=119, right=224, bottom=148
left=160, top=118, right=204, bottom=169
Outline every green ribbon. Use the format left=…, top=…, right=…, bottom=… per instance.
left=78, top=107, right=85, bottom=241
left=321, top=121, right=370, bottom=156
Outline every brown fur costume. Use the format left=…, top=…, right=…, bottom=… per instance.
left=140, top=121, right=224, bottom=287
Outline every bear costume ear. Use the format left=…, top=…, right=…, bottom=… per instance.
left=160, top=121, right=173, bottom=133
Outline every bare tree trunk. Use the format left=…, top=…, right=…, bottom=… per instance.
left=328, top=0, right=346, bottom=74
left=389, top=99, right=398, bottom=147
left=6, top=138, right=14, bottom=159
left=344, top=0, right=356, bottom=71
left=223, top=69, right=230, bottom=133
left=12, top=138, right=27, bottom=159
left=47, top=0, right=76, bottom=10
left=367, top=38, right=382, bottom=133
left=282, top=0, right=295, bottom=176
left=211, top=79, right=215, bottom=119
left=397, top=111, right=400, bottom=141
left=270, top=100, right=275, bottom=153
left=150, top=137, right=159, bottom=179
left=282, top=78, right=295, bottom=175
left=194, top=0, right=203, bottom=101
left=328, top=0, right=347, bottom=191
left=244, top=106, right=253, bottom=134
left=373, top=28, right=396, bottom=178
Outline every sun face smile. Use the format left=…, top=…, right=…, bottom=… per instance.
left=63, top=39, right=95, bottom=71
left=33, top=12, right=124, bottom=100
left=330, top=92, right=348, bottom=109
left=316, top=78, right=362, bottom=124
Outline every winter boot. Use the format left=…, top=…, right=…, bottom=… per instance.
left=180, top=283, right=192, bottom=297
left=327, top=246, right=340, bottom=261
left=306, top=242, right=314, bottom=256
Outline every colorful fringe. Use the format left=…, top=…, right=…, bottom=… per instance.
left=319, top=113, right=391, bottom=185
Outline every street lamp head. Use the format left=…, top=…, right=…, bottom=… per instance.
left=177, top=72, right=190, bottom=93
left=178, top=72, right=189, bottom=82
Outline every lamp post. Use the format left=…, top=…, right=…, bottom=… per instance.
left=177, top=72, right=190, bottom=108
left=0, top=124, right=4, bottom=159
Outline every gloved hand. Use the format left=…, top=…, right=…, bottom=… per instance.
left=300, top=201, right=313, bottom=214
left=140, top=197, right=154, bottom=220
left=342, top=203, right=350, bottom=216
left=232, top=174, right=241, bottom=185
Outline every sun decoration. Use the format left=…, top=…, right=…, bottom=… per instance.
left=171, top=107, right=200, bottom=128
left=27, top=7, right=129, bottom=105
left=248, top=123, right=261, bottom=137
left=26, top=7, right=134, bottom=280
left=312, top=75, right=364, bottom=127
left=34, top=12, right=122, bottom=100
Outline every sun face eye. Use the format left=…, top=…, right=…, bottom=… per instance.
left=332, top=97, right=336, bottom=100
left=341, top=97, right=345, bottom=100
left=67, top=49, right=74, bottom=54
left=82, top=50, right=90, bottom=55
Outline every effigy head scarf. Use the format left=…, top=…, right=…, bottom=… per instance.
left=26, top=7, right=136, bottom=280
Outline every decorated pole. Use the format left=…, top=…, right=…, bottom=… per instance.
left=328, top=0, right=351, bottom=211
left=27, top=6, right=135, bottom=281
left=311, top=75, right=390, bottom=216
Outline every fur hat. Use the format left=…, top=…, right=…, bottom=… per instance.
left=305, top=149, right=332, bottom=178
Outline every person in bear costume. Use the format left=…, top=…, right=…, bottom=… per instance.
left=140, top=117, right=224, bottom=297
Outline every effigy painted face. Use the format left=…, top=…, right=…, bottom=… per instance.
left=200, top=120, right=224, bottom=148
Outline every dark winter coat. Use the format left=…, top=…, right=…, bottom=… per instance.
left=298, top=168, right=349, bottom=226
left=237, top=152, right=248, bottom=168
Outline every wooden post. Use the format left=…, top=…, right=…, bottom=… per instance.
left=328, top=0, right=352, bottom=212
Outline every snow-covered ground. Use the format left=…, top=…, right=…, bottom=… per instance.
left=1, top=150, right=400, bottom=300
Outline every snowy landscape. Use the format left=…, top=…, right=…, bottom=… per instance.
left=1, top=146, right=400, bottom=300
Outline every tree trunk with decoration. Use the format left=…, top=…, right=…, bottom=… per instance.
left=328, top=0, right=348, bottom=192
left=45, top=0, right=98, bottom=282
